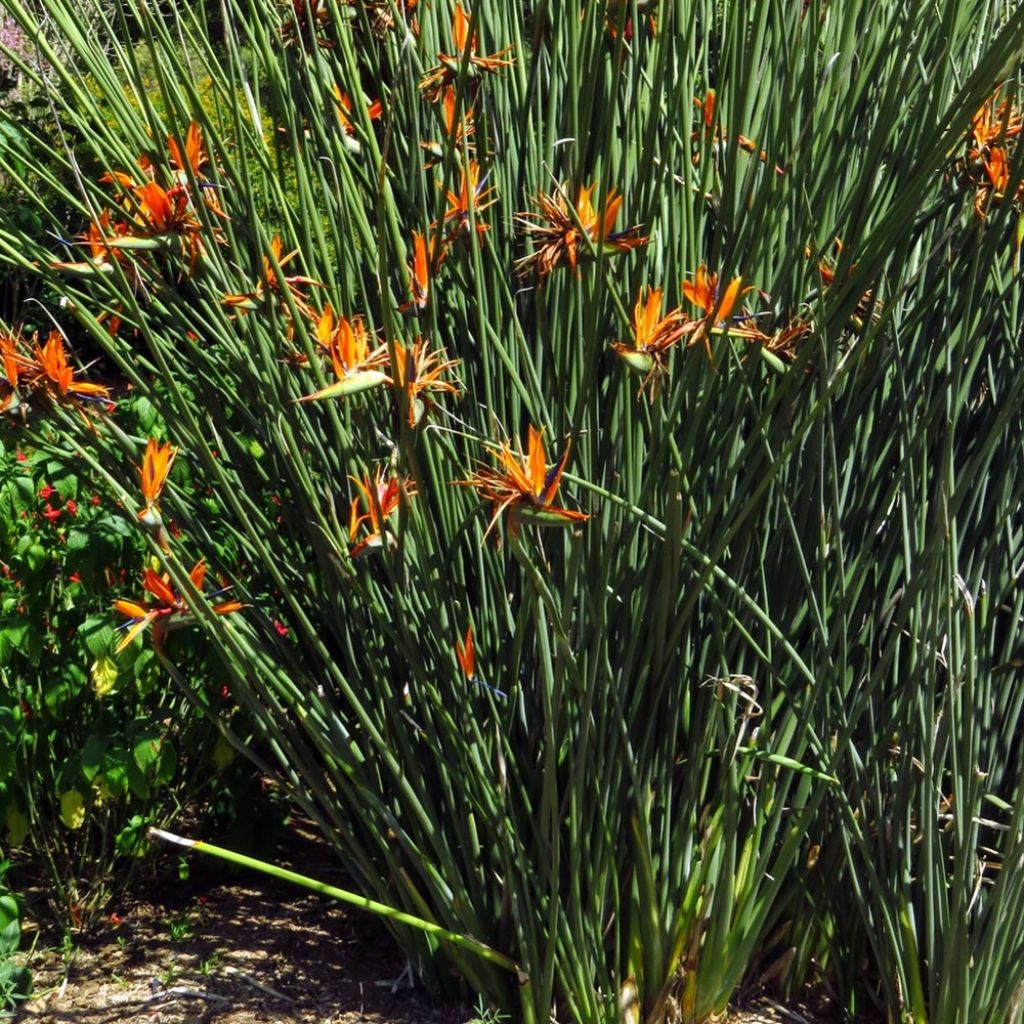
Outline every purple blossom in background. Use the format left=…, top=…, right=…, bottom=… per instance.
left=0, top=16, right=30, bottom=94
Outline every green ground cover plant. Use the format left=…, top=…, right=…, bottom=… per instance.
left=0, top=1, right=1022, bottom=1022
left=0, top=399, right=265, bottom=921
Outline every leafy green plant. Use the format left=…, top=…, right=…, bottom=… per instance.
left=0, top=863, right=30, bottom=1015
left=0, top=0, right=1022, bottom=1022
left=0, top=406, right=261, bottom=929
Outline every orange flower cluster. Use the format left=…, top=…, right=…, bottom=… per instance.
left=459, top=425, right=589, bottom=539
left=114, top=560, right=243, bottom=654
left=611, top=264, right=817, bottom=396
left=348, top=468, right=418, bottom=557
left=0, top=328, right=110, bottom=419
left=515, top=182, right=648, bottom=282
left=967, top=87, right=1023, bottom=220
left=50, top=122, right=224, bottom=288
left=420, top=3, right=514, bottom=102
left=294, top=304, right=461, bottom=429
left=223, top=235, right=322, bottom=325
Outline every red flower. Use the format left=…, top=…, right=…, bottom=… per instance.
left=15, top=450, right=26, bottom=462
left=69, top=572, right=82, bottom=584
left=65, top=499, right=78, bottom=516
left=42, top=504, right=61, bottom=522
left=38, top=484, right=54, bottom=499
left=91, top=495, right=101, bottom=506
left=110, top=913, right=123, bottom=927
left=273, top=619, right=289, bottom=637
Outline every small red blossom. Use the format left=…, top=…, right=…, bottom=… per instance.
left=42, top=504, right=61, bottom=522
left=273, top=619, right=289, bottom=637
left=220, top=684, right=230, bottom=700
left=110, top=913, right=123, bottom=927
left=16, top=450, right=26, bottom=462
left=91, top=495, right=101, bottom=506
left=65, top=499, right=78, bottom=516
left=69, top=571, right=82, bottom=584
left=38, top=484, right=54, bottom=499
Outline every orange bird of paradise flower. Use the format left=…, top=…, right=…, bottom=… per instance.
left=420, top=3, right=514, bottom=102
left=390, top=336, right=461, bottom=426
left=138, top=439, right=177, bottom=550
left=160, top=121, right=226, bottom=219
left=398, top=231, right=445, bottom=316
left=420, top=85, right=475, bottom=168
left=0, top=329, right=36, bottom=417
left=460, top=426, right=590, bottom=538
left=30, top=332, right=110, bottom=405
left=728, top=313, right=814, bottom=364
left=453, top=623, right=507, bottom=696
left=435, top=159, right=495, bottom=244
left=515, top=182, right=648, bottom=282
left=692, top=90, right=785, bottom=176
left=50, top=208, right=131, bottom=278
left=296, top=308, right=390, bottom=401
left=968, top=87, right=1023, bottom=161
left=114, top=560, right=243, bottom=654
left=165, top=121, right=208, bottom=180
left=974, top=146, right=1024, bottom=218
left=610, top=286, right=688, bottom=398
left=223, top=235, right=321, bottom=325
left=332, top=85, right=384, bottom=144
left=605, top=0, right=658, bottom=40
left=280, top=0, right=332, bottom=48
left=344, top=0, right=419, bottom=37
left=113, top=179, right=211, bottom=275
left=680, top=264, right=746, bottom=366
left=348, top=468, right=417, bottom=557
left=455, top=624, right=475, bottom=679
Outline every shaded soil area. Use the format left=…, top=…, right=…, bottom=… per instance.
left=11, top=824, right=845, bottom=1024
left=17, top=867, right=461, bottom=1023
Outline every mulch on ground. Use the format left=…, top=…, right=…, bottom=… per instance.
left=12, top=822, right=848, bottom=1024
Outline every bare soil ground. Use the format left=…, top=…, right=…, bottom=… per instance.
left=11, top=824, right=844, bottom=1024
